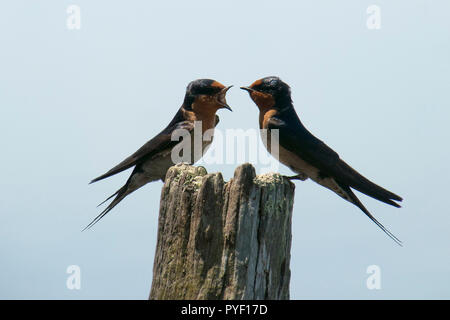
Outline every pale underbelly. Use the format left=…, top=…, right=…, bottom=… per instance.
left=140, top=133, right=213, bottom=178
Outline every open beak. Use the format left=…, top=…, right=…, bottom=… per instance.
left=217, top=85, right=233, bottom=111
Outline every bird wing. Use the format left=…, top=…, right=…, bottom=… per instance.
left=267, top=116, right=340, bottom=171
left=267, top=116, right=402, bottom=206
left=90, top=120, right=195, bottom=184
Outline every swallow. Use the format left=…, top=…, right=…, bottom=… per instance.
left=86, top=79, right=232, bottom=230
left=241, top=76, right=403, bottom=245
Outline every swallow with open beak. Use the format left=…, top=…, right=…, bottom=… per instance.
left=241, top=76, right=403, bottom=245
left=87, top=79, right=232, bottom=230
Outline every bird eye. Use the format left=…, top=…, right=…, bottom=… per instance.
left=199, top=87, right=217, bottom=95
left=253, top=84, right=266, bottom=93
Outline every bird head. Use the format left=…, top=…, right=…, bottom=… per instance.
left=184, top=79, right=232, bottom=113
left=240, top=76, right=292, bottom=111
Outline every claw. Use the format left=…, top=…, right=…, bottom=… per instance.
left=286, top=173, right=308, bottom=181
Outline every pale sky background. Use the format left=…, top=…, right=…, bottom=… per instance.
left=1, top=0, right=449, bottom=299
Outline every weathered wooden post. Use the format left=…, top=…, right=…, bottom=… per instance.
left=149, top=163, right=295, bottom=300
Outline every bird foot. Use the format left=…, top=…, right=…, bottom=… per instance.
left=285, top=173, right=308, bottom=181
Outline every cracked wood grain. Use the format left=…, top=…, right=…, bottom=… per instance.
left=149, top=163, right=294, bottom=300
